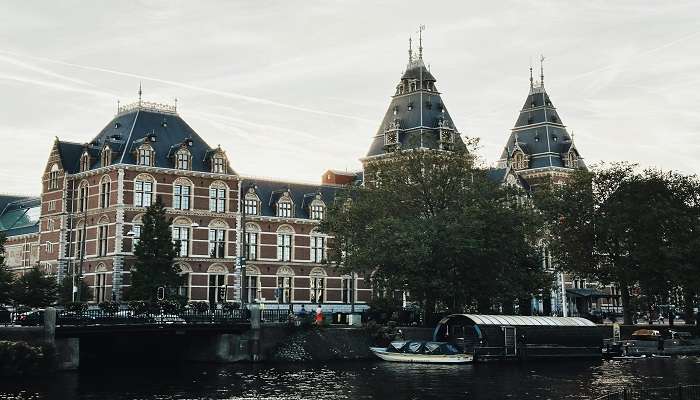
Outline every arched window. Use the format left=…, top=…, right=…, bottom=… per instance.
left=275, top=266, right=294, bottom=303
left=97, top=216, right=109, bottom=257
left=78, top=181, right=89, bottom=212
left=100, top=175, right=111, bottom=208
left=209, top=182, right=227, bottom=213
left=276, top=193, right=293, bottom=218
left=207, top=264, right=228, bottom=304
left=245, top=265, right=261, bottom=302
left=309, top=267, right=327, bottom=304
left=244, top=189, right=260, bottom=216
left=310, top=229, right=325, bottom=263
left=566, top=151, right=578, bottom=168
left=310, top=197, right=325, bottom=220
left=245, top=222, right=260, bottom=261
left=177, top=263, right=192, bottom=299
left=277, top=225, right=294, bottom=261
left=94, top=264, right=108, bottom=303
left=101, top=146, right=111, bottom=167
left=80, top=152, right=90, bottom=172
left=173, top=178, right=192, bottom=210
left=48, top=164, right=59, bottom=190
left=341, top=274, right=355, bottom=304
left=133, top=174, right=154, bottom=207
left=208, top=219, right=228, bottom=258
left=175, top=149, right=191, bottom=170
left=130, top=214, right=144, bottom=252
left=137, top=144, right=154, bottom=166
left=513, top=151, right=528, bottom=170
left=172, top=217, right=192, bottom=257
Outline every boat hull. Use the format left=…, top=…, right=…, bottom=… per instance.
left=370, top=348, right=473, bottom=364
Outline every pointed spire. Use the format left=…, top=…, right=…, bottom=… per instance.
left=418, top=25, right=425, bottom=60
left=116, top=99, right=120, bottom=114
left=408, top=36, right=413, bottom=63
left=174, top=97, right=178, bottom=111
left=539, top=55, right=545, bottom=88
left=138, top=82, right=143, bottom=105
left=529, top=64, right=534, bottom=89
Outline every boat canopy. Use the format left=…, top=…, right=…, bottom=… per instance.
left=438, top=314, right=596, bottom=327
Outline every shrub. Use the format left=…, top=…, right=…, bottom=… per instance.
left=189, top=301, right=210, bottom=313
left=156, top=299, right=181, bottom=314
left=64, top=302, right=88, bottom=313
left=222, top=302, right=240, bottom=313
left=128, top=300, right=149, bottom=315
left=98, top=301, right=119, bottom=314
left=0, top=341, right=52, bottom=376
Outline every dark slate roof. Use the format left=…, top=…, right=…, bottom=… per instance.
left=486, top=168, right=531, bottom=192
left=499, top=85, right=585, bottom=170
left=366, top=58, right=465, bottom=158
left=0, top=195, right=40, bottom=237
left=241, top=178, right=340, bottom=219
left=58, top=103, right=232, bottom=174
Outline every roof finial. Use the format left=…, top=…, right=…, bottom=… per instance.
left=117, top=99, right=120, bottom=114
left=540, top=54, right=545, bottom=87
left=138, top=82, right=143, bottom=105
left=408, top=36, right=413, bottom=63
left=174, top=97, right=178, bottom=111
left=418, top=25, right=425, bottom=60
left=529, top=58, right=534, bottom=89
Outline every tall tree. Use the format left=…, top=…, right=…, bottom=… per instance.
left=57, top=273, right=92, bottom=304
left=127, top=197, right=182, bottom=301
left=321, top=146, right=548, bottom=322
left=11, top=266, right=58, bottom=308
left=0, top=233, right=14, bottom=305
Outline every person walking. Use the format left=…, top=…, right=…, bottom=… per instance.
left=315, top=304, right=323, bottom=326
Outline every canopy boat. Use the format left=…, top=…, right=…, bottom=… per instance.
left=370, top=341, right=473, bottom=364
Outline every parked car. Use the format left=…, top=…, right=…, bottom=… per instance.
left=15, top=310, right=44, bottom=326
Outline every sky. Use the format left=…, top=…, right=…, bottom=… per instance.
left=1, top=1, right=699, bottom=195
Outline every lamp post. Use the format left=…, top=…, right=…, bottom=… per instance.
left=240, top=190, right=247, bottom=306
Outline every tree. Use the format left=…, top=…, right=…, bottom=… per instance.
left=11, top=266, right=58, bottom=308
left=126, top=197, right=183, bottom=301
left=57, top=273, right=92, bottom=304
left=0, top=233, right=14, bottom=306
left=321, top=146, right=548, bottom=323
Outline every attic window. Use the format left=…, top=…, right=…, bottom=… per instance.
left=212, top=156, right=226, bottom=174
left=552, top=136, right=558, bottom=142
left=407, top=103, right=413, bottom=111
left=114, top=122, right=121, bottom=129
left=137, top=144, right=154, bottom=166
left=393, top=106, right=398, bottom=116
left=161, top=118, right=167, bottom=128
left=535, top=136, right=540, bottom=142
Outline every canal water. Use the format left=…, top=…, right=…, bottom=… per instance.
left=1, top=358, right=699, bottom=400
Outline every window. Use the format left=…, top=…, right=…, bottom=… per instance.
left=176, top=150, right=190, bottom=170
left=49, top=164, right=59, bottom=190
left=46, top=242, right=54, bottom=254
left=101, top=147, right=111, bottom=167
left=80, top=153, right=90, bottom=172
left=173, top=184, right=191, bottom=210
left=277, top=200, right=292, bottom=218
left=208, top=229, right=225, bottom=258
left=76, top=228, right=85, bottom=259
left=98, top=225, right=108, bottom=257
left=209, top=187, right=226, bottom=212
left=134, top=179, right=153, bottom=207
left=48, top=200, right=56, bottom=211
left=310, top=276, right=325, bottom=303
left=208, top=272, right=226, bottom=303
left=275, top=275, right=293, bottom=303
left=277, top=233, right=292, bottom=261
left=137, top=145, right=154, bottom=166
left=311, top=235, right=325, bottom=263
left=310, top=202, right=325, bottom=220
left=100, top=178, right=111, bottom=208
left=513, top=152, right=527, bottom=170
left=244, top=197, right=258, bottom=215
left=95, top=265, right=107, bottom=303
left=245, top=232, right=258, bottom=260
left=132, top=224, right=142, bottom=251
left=172, top=226, right=190, bottom=257
left=246, top=274, right=260, bottom=302
left=47, top=219, right=55, bottom=231
left=341, top=276, right=354, bottom=304
left=78, top=184, right=88, bottom=212
left=212, top=157, right=226, bottom=173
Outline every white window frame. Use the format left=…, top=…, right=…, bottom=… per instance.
left=134, top=179, right=153, bottom=207
left=172, top=226, right=190, bottom=257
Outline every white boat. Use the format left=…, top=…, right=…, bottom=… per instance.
left=370, top=341, right=473, bottom=364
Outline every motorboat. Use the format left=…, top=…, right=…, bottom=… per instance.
left=370, top=341, right=473, bottom=364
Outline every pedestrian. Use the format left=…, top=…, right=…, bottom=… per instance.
left=315, top=304, right=323, bottom=325
left=298, top=304, right=307, bottom=317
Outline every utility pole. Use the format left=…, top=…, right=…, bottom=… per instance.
left=239, top=184, right=247, bottom=306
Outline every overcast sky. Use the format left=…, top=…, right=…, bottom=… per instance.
left=1, top=1, right=699, bottom=195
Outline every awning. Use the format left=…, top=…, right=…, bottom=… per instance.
left=566, top=288, right=615, bottom=299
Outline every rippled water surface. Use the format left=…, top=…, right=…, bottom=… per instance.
left=1, top=358, right=699, bottom=400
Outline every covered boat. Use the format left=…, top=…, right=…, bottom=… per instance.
left=433, top=314, right=603, bottom=361
left=370, top=340, right=473, bottom=364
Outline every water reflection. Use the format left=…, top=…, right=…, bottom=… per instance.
left=1, top=358, right=699, bottom=400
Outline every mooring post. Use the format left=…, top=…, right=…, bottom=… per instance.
left=43, top=307, right=56, bottom=345
left=249, top=303, right=261, bottom=361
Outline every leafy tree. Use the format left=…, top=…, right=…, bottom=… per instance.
left=11, top=266, right=58, bottom=308
left=0, top=233, right=14, bottom=306
left=321, top=146, right=548, bottom=323
left=126, top=197, right=182, bottom=301
left=57, top=273, right=91, bottom=304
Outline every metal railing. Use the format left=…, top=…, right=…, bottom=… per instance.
left=594, top=384, right=700, bottom=400
left=54, top=308, right=250, bottom=327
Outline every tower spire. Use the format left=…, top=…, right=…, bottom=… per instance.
left=540, top=55, right=545, bottom=87
left=408, top=36, right=413, bottom=63
left=418, top=25, right=425, bottom=60
left=529, top=64, right=534, bottom=89
left=138, top=82, right=143, bottom=105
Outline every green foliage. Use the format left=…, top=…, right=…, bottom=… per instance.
left=0, top=341, right=53, bottom=376
left=10, top=267, right=58, bottom=308
left=127, top=300, right=149, bottom=315
left=64, top=302, right=88, bottom=313
left=321, top=147, right=549, bottom=321
left=189, top=301, right=210, bottom=313
left=127, top=197, right=183, bottom=301
left=222, top=302, right=240, bottom=312
left=57, top=273, right=91, bottom=304
left=0, top=234, right=13, bottom=306
left=98, top=301, right=119, bottom=314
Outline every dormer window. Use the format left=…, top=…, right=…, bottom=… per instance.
left=175, top=149, right=190, bottom=170
left=310, top=197, right=325, bottom=220
left=244, top=189, right=260, bottom=216
left=565, top=151, right=578, bottom=168
left=212, top=157, right=226, bottom=174
left=80, top=152, right=90, bottom=172
left=48, top=164, right=59, bottom=190
left=101, top=146, right=111, bottom=167
left=137, top=144, right=154, bottom=166
left=513, top=151, right=528, bottom=170
left=277, top=194, right=293, bottom=218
